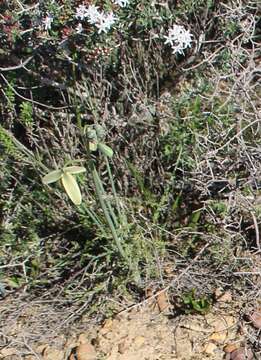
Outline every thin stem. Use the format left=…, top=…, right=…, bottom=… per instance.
left=92, top=167, right=126, bottom=261
left=80, top=203, right=105, bottom=234
left=94, top=165, right=119, bottom=228
left=105, top=157, right=122, bottom=219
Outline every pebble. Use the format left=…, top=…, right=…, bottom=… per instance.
left=76, top=342, right=97, bottom=360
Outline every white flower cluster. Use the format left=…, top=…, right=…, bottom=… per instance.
left=42, top=1, right=130, bottom=34
left=164, top=24, right=193, bottom=55
left=112, top=0, right=130, bottom=7
left=75, top=1, right=129, bottom=34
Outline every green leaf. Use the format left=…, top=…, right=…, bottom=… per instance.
left=98, top=143, right=113, bottom=158
left=63, top=166, right=86, bottom=175
left=42, top=170, right=62, bottom=184
left=7, top=277, right=22, bottom=288
left=61, top=172, right=82, bottom=205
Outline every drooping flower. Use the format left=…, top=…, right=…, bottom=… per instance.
left=164, top=24, right=193, bottom=55
left=42, top=166, right=86, bottom=205
left=112, top=0, right=130, bottom=7
left=76, top=23, right=83, bottom=33
left=43, top=15, right=53, bottom=31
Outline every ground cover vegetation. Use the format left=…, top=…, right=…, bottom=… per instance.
left=0, top=0, right=260, bottom=357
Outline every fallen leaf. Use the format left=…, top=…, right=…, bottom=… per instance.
left=69, top=353, right=76, bottom=360
left=230, top=347, right=253, bottom=360
left=145, top=287, right=153, bottom=298
left=248, top=309, right=261, bottom=329
left=224, top=343, right=239, bottom=353
left=156, top=291, right=169, bottom=312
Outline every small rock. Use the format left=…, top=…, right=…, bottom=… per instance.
left=230, top=347, right=254, bottom=360
left=134, top=335, right=145, bottom=347
left=78, top=333, right=89, bottom=344
left=0, top=348, right=17, bottom=357
left=212, top=316, right=236, bottom=332
left=209, top=330, right=227, bottom=343
left=204, top=342, right=218, bottom=355
left=76, top=342, right=96, bottom=360
left=36, top=344, right=48, bottom=355
left=175, top=328, right=193, bottom=358
left=215, top=288, right=233, bottom=303
left=43, top=347, right=64, bottom=360
left=118, top=340, right=127, bottom=354
left=218, top=292, right=233, bottom=303
left=99, top=318, right=114, bottom=335
left=225, top=316, right=237, bottom=328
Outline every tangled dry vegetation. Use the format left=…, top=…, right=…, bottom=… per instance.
left=0, top=0, right=260, bottom=359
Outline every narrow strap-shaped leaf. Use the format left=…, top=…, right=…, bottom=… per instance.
left=42, top=170, right=62, bottom=184
left=63, top=166, right=86, bottom=175
left=98, top=143, right=113, bottom=158
left=61, top=172, right=82, bottom=205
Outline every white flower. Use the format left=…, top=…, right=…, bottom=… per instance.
left=75, top=4, right=117, bottom=34
left=75, top=4, right=88, bottom=20
left=112, top=0, right=130, bottom=7
left=43, top=15, right=53, bottom=31
left=164, top=24, right=193, bottom=55
left=95, top=11, right=117, bottom=34
left=85, top=5, right=101, bottom=24
left=76, top=23, right=83, bottom=33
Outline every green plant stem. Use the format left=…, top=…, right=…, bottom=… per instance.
left=81, top=203, right=105, bottom=234
left=105, top=157, right=123, bottom=220
left=93, top=163, right=119, bottom=228
left=92, top=167, right=127, bottom=261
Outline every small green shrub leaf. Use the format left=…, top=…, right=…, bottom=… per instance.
left=63, top=166, right=86, bottom=174
left=61, top=172, right=82, bottom=205
left=42, top=170, right=62, bottom=184
left=98, top=143, right=113, bottom=158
